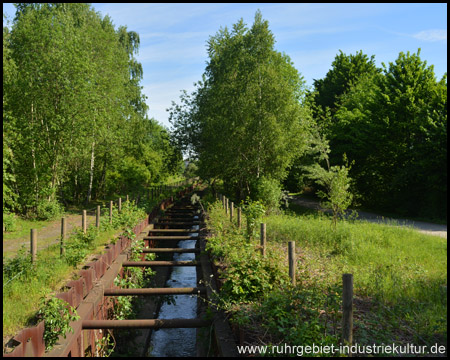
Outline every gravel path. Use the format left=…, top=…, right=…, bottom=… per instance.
left=289, top=196, right=447, bottom=239
left=3, top=214, right=96, bottom=259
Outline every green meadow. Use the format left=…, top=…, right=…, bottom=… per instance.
left=205, top=199, right=447, bottom=355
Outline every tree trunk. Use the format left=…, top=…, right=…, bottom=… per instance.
left=97, top=153, right=108, bottom=199
left=31, top=102, right=39, bottom=209
left=86, top=140, right=95, bottom=204
left=256, top=65, right=263, bottom=179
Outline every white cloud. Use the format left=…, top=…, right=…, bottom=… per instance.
left=413, top=29, right=447, bottom=42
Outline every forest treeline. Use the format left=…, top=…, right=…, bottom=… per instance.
left=3, top=6, right=447, bottom=223
left=169, top=11, right=447, bottom=221
left=3, top=4, right=183, bottom=220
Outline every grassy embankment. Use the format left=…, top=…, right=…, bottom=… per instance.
left=203, top=196, right=447, bottom=356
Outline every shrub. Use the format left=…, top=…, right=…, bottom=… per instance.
left=64, top=226, right=98, bottom=267
left=36, top=198, right=64, bottom=220
left=240, top=198, right=266, bottom=241
left=37, top=297, right=80, bottom=350
left=3, top=211, right=17, bottom=232
left=3, top=245, right=34, bottom=281
left=254, top=176, right=288, bottom=213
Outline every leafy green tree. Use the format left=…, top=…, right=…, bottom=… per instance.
left=305, top=157, right=354, bottom=229
left=285, top=50, right=378, bottom=195
left=3, top=18, right=18, bottom=211
left=4, top=3, right=181, bottom=217
left=170, top=11, right=311, bottom=202
left=312, top=50, right=380, bottom=118
left=373, top=50, right=447, bottom=217
left=6, top=4, right=99, bottom=213
left=322, top=49, right=446, bottom=219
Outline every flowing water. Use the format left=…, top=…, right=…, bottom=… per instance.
left=146, top=222, right=199, bottom=357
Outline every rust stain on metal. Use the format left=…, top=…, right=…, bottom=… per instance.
left=82, top=318, right=211, bottom=329
left=104, top=287, right=206, bottom=296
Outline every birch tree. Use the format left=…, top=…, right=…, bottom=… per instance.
left=170, top=11, right=311, bottom=201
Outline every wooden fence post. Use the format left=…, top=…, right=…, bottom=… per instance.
left=342, top=273, right=353, bottom=354
left=225, top=198, right=229, bottom=215
left=30, top=229, right=37, bottom=264
left=126, top=194, right=129, bottom=203
left=118, top=198, right=122, bottom=213
left=237, top=207, right=241, bottom=229
left=230, top=202, right=234, bottom=222
left=82, top=210, right=87, bottom=234
left=109, top=201, right=113, bottom=224
left=96, top=205, right=100, bottom=228
left=288, top=241, right=295, bottom=286
left=260, top=223, right=266, bottom=257
left=60, top=218, right=66, bottom=256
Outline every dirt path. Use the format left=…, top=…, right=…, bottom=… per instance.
left=3, top=214, right=97, bottom=259
left=289, top=196, right=447, bottom=239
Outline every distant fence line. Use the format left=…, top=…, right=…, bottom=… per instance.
left=4, top=179, right=196, bottom=263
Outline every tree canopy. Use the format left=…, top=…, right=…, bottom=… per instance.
left=304, top=49, right=447, bottom=219
left=3, top=3, right=182, bottom=217
left=169, top=11, right=312, bottom=202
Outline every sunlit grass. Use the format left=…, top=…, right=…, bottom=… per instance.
left=264, top=212, right=447, bottom=344
left=3, top=217, right=52, bottom=240
left=2, top=224, right=127, bottom=337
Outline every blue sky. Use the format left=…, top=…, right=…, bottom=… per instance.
left=3, top=3, right=447, bottom=129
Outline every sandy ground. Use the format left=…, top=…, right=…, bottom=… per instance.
left=289, top=196, right=447, bottom=239
left=3, top=214, right=96, bottom=259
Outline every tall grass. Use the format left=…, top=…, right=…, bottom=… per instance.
left=265, top=211, right=447, bottom=344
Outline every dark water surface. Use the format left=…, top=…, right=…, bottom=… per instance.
left=147, top=223, right=199, bottom=357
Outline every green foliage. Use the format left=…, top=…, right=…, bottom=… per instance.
left=3, top=211, right=17, bottom=232
left=2, top=194, right=151, bottom=342
left=37, top=297, right=80, bottom=351
left=312, top=49, right=380, bottom=120
left=309, top=48, right=447, bottom=221
left=306, top=157, right=354, bottom=229
left=3, top=245, right=34, bottom=281
left=93, top=332, right=115, bottom=357
left=206, top=196, right=446, bottom=352
left=184, top=161, right=198, bottom=179
left=206, top=201, right=287, bottom=306
left=220, top=246, right=288, bottom=303
left=253, top=176, right=288, bottom=213
left=256, top=286, right=341, bottom=346
left=64, top=226, right=99, bottom=267
left=35, top=198, right=65, bottom=221
left=3, top=4, right=182, bottom=218
left=265, top=211, right=447, bottom=346
left=169, top=10, right=311, bottom=201
left=240, top=198, right=266, bottom=240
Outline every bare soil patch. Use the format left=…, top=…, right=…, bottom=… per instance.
left=3, top=214, right=96, bottom=259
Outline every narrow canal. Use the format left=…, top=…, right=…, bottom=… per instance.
left=146, top=221, right=200, bottom=356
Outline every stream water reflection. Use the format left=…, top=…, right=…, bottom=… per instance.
left=147, top=223, right=199, bottom=357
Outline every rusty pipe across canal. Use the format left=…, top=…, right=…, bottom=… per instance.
left=104, top=287, right=206, bottom=295
left=82, top=319, right=211, bottom=329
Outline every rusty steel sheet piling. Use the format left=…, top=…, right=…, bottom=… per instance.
left=4, top=186, right=196, bottom=358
